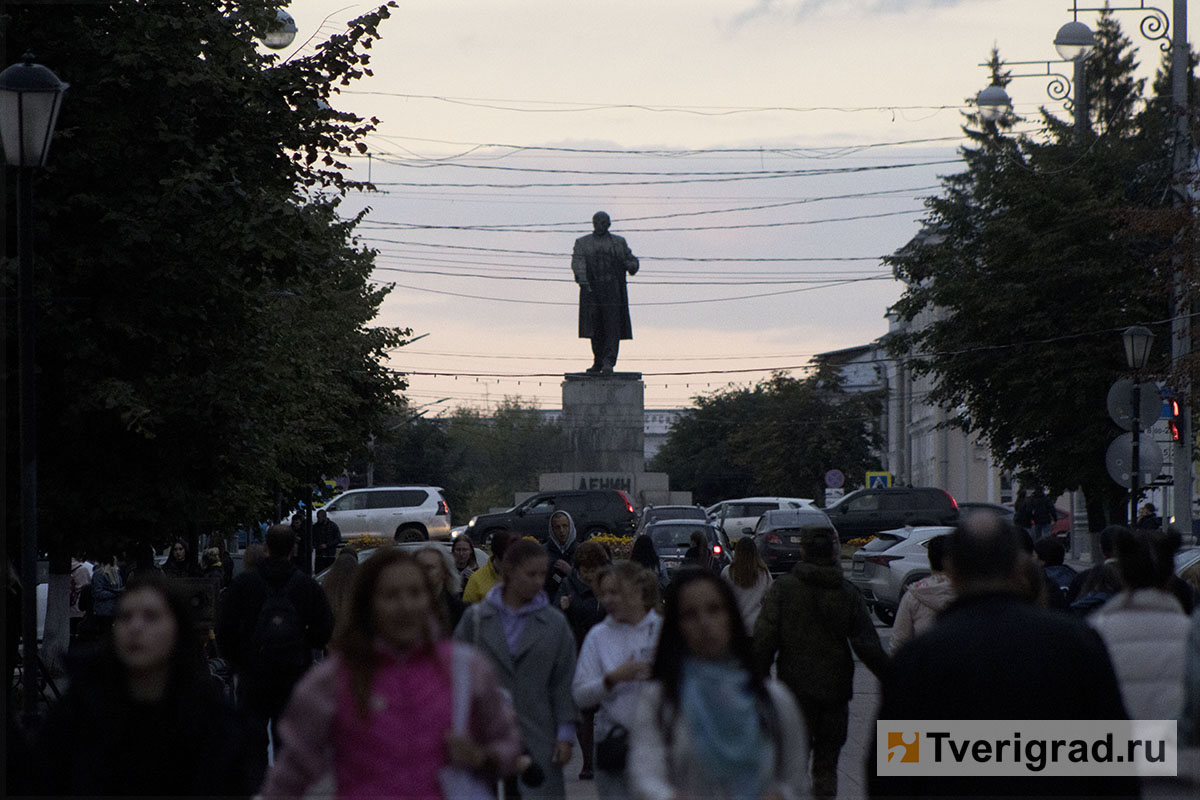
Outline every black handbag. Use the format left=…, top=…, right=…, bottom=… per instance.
left=595, top=724, right=629, bottom=772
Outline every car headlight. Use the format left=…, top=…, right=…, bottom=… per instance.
left=467, top=517, right=476, bottom=528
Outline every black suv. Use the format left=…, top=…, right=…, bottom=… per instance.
left=825, top=487, right=959, bottom=540
left=464, top=489, right=638, bottom=544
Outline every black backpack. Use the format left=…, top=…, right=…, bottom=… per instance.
left=251, top=572, right=308, bottom=674
left=77, top=582, right=93, bottom=615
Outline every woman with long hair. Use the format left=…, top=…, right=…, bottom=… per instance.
left=721, top=537, right=772, bottom=631
left=1088, top=527, right=1191, bottom=721
left=629, top=534, right=669, bottom=591
left=416, top=545, right=466, bottom=631
left=161, top=539, right=197, bottom=579
left=33, top=572, right=256, bottom=796
left=629, top=570, right=810, bottom=800
left=262, top=548, right=521, bottom=799
left=321, top=548, right=360, bottom=629
left=452, top=536, right=479, bottom=587
left=572, top=561, right=662, bottom=799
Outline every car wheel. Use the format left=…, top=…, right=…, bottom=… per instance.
left=395, top=525, right=426, bottom=543
left=481, top=528, right=505, bottom=547
left=874, top=603, right=896, bottom=626
left=584, top=525, right=610, bottom=540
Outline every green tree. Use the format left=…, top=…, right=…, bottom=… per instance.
left=651, top=367, right=883, bottom=506
left=444, top=399, right=566, bottom=519
left=885, top=11, right=1194, bottom=528
left=360, top=397, right=566, bottom=522
left=3, top=1, right=407, bottom=560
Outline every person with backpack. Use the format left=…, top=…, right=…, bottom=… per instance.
left=217, top=524, right=334, bottom=787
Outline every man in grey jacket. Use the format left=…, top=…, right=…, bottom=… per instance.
left=571, top=211, right=639, bottom=373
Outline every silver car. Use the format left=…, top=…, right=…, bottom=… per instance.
left=847, top=525, right=954, bottom=626
left=320, top=486, right=452, bottom=542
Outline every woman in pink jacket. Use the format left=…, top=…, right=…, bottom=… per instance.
left=261, top=548, right=522, bottom=799
left=889, top=534, right=955, bottom=654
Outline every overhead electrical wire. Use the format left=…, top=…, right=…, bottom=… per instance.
left=381, top=276, right=890, bottom=307
left=357, top=208, right=921, bottom=234
left=358, top=238, right=889, bottom=262
left=363, top=158, right=960, bottom=188
left=371, top=265, right=890, bottom=285
left=354, top=185, right=939, bottom=228
left=341, top=90, right=966, bottom=117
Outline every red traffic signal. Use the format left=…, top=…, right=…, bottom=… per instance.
left=1168, top=399, right=1182, bottom=442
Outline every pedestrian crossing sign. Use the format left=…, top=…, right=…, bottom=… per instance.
left=866, top=471, right=893, bottom=489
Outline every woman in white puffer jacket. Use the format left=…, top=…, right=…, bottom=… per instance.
left=1088, top=527, right=1191, bottom=721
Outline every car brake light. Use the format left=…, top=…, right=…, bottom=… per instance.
left=765, top=533, right=782, bottom=545
left=618, top=490, right=635, bottom=514
left=943, top=490, right=958, bottom=510
left=436, top=501, right=449, bottom=516
left=712, top=544, right=722, bottom=556
left=864, top=555, right=902, bottom=568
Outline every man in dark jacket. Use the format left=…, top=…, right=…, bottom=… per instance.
left=311, top=508, right=341, bottom=573
left=868, top=516, right=1138, bottom=799
left=754, top=528, right=888, bottom=800
left=216, top=524, right=334, bottom=786
left=571, top=211, right=639, bottom=373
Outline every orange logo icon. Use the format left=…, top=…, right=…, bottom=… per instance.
left=887, top=732, right=919, bottom=763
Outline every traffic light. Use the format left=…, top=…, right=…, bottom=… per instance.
left=1168, top=398, right=1182, bottom=442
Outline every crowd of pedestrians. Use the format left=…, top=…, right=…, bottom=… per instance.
left=8, top=509, right=1200, bottom=800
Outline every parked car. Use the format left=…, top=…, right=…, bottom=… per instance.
left=824, top=487, right=958, bottom=541
left=956, top=501, right=1013, bottom=521
left=707, top=497, right=816, bottom=541
left=636, top=504, right=706, bottom=534
left=847, top=525, right=954, bottom=626
left=644, top=520, right=731, bottom=576
left=315, top=540, right=489, bottom=583
left=752, top=508, right=839, bottom=575
left=464, top=489, right=637, bottom=545
left=318, top=486, right=452, bottom=542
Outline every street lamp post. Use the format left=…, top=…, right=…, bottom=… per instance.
left=976, top=23, right=1095, bottom=135
left=1124, top=326, right=1155, bottom=522
left=0, top=53, right=68, bottom=725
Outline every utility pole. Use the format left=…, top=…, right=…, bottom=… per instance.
left=1170, top=0, right=1192, bottom=536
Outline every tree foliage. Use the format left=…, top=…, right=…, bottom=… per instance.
left=368, top=398, right=565, bottom=520
left=650, top=367, right=883, bottom=506
left=885, top=12, right=1197, bottom=527
left=3, top=1, right=408, bottom=556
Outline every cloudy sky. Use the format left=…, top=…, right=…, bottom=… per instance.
left=283, top=0, right=1193, bottom=412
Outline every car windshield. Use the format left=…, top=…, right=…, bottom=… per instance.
left=650, top=525, right=712, bottom=550
left=646, top=507, right=705, bottom=524
left=860, top=533, right=905, bottom=552
left=726, top=503, right=775, bottom=518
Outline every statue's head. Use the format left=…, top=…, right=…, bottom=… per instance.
left=592, top=211, right=611, bottom=235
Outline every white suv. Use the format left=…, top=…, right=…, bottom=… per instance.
left=320, top=486, right=451, bottom=542
left=707, top=496, right=816, bottom=541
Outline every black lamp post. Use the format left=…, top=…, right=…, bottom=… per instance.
left=1123, top=325, right=1154, bottom=523
left=0, top=52, right=68, bottom=724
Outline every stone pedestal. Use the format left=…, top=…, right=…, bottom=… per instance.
left=535, top=373, right=687, bottom=508
left=560, top=372, right=645, bottom=474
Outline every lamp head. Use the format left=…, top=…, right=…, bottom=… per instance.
left=1123, top=325, right=1154, bottom=371
left=1054, top=21, right=1095, bottom=62
left=263, top=9, right=298, bottom=50
left=975, top=84, right=1012, bottom=122
left=0, top=54, right=69, bottom=167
